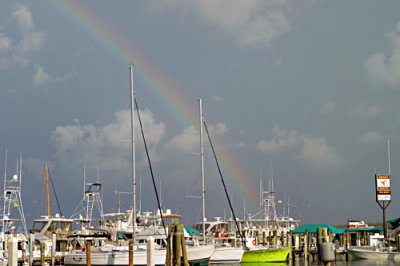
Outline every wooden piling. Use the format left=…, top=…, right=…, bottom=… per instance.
left=86, top=240, right=91, bottom=266
left=304, top=230, right=309, bottom=261
left=147, top=237, right=155, bottom=266
left=291, top=233, right=296, bottom=264
left=269, top=231, right=272, bottom=247
left=129, top=240, right=134, bottom=266
left=397, top=235, right=400, bottom=252
left=179, top=224, right=189, bottom=266
left=356, top=231, right=360, bottom=246
left=273, top=231, right=278, bottom=248
left=40, top=242, right=45, bottom=266
left=263, top=231, right=266, bottom=246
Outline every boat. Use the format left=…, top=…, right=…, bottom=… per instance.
left=30, top=165, right=74, bottom=258
left=65, top=65, right=214, bottom=265
left=197, top=98, right=292, bottom=263
left=348, top=247, right=400, bottom=261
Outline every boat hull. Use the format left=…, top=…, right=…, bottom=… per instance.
left=64, top=245, right=214, bottom=266
left=348, top=248, right=400, bottom=261
left=210, top=247, right=290, bottom=264
left=241, top=247, right=291, bottom=263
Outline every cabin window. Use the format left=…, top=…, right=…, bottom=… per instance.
left=32, top=222, right=47, bottom=232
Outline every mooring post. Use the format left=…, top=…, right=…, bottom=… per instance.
left=129, top=240, right=134, bottom=266
left=304, top=230, right=309, bottom=261
left=8, top=238, right=17, bottom=266
left=179, top=225, right=189, bottom=266
left=263, top=231, right=266, bottom=246
left=86, top=240, right=91, bottom=266
left=51, top=233, right=56, bottom=266
left=40, top=242, right=45, bottom=266
left=397, top=235, right=400, bottom=252
left=29, top=233, right=35, bottom=266
left=291, top=233, right=296, bottom=264
left=174, top=222, right=181, bottom=266
left=147, top=236, right=155, bottom=266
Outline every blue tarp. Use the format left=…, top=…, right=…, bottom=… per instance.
left=184, top=226, right=200, bottom=235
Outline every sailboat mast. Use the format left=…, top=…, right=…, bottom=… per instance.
left=46, top=165, right=50, bottom=217
left=129, top=64, right=137, bottom=239
left=199, top=97, right=206, bottom=242
left=2, top=149, right=7, bottom=232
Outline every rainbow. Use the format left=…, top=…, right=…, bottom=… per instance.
left=45, top=0, right=260, bottom=213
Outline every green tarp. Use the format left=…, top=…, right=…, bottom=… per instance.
left=184, top=226, right=200, bottom=235
left=291, top=224, right=345, bottom=235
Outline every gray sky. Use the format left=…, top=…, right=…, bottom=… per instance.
left=1, top=0, right=400, bottom=228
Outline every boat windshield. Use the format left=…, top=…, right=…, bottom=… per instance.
left=49, top=221, right=70, bottom=232
left=31, top=221, right=47, bottom=232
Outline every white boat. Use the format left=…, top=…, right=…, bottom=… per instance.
left=348, top=247, right=400, bottom=261
left=64, top=243, right=214, bottom=265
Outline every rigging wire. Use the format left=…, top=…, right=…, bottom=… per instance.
left=48, top=168, right=63, bottom=217
left=134, top=98, right=167, bottom=236
left=203, top=119, right=248, bottom=250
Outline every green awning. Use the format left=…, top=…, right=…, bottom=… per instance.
left=184, top=226, right=200, bottom=235
left=292, top=224, right=345, bottom=235
left=347, top=227, right=388, bottom=233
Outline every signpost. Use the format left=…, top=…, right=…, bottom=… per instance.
left=375, top=174, right=391, bottom=239
left=375, top=140, right=392, bottom=240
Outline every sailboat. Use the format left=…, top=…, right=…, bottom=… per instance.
left=65, top=65, right=214, bottom=265
left=30, top=165, right=74, bottom=259
left=195, top=98, right=291, bottom=263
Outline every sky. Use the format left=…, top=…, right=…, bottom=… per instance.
left=1, top=0, right=400, bottom=229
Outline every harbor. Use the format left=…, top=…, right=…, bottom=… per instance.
left=3, top=0, right=400, bottom=265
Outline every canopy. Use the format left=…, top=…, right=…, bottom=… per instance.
left=184, top=226, right=200, bottom=235
left=292, top=224, right=345, bottom=235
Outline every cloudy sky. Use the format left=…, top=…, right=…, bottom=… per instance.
left=2, top=0, right=400, bottom=228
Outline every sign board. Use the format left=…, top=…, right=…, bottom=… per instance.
left=376, top=174, right=391, bottom=202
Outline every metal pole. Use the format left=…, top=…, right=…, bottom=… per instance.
left=199, top=97, right=206, bottom=242
left=129, top=64, right=136, bottom=242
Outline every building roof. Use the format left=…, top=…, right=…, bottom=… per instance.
left=292, top=224, right=345, bottom=234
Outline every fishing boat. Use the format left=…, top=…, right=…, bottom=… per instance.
left=197, top=98, right=292, bottom=263
left=348, top=247, right=400, bottom=261
left=30, top=165, right=74, bottom=257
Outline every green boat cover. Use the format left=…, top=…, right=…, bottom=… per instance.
left=184, top=226, right=200, bottom=235
left=291, top=224, right=345, bottom=234
left=241, top=247, right=291, bottom=263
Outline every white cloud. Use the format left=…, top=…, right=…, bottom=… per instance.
left=364, top=21, right=400, bottom=89
left=32, top=64, right=51, bottom=87
left=359, top=131, right=385, bottom=144
left=166, top=126, right=199, bottom=153
left=0, top=33, right=11, bottom=53
left=321, top=102, right=335, bottom=115
left=167, top=122, right=229, bottom=153
left=300, top=136, right=343, bottom=166
left=352, top=102, right=383, bottom=117
left=12, top=4, right=46, bottom=65
left=256, top=126, right=300, bottom=152
left=151, top=0, right=298, bottom=48
left=51, top=109, right=166, bottom=169
left=210, top=94, right=222, bottom=102
left=257, top=126, right=342, bottom=167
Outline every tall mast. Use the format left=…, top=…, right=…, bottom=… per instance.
left=388, top=139, right=391, bottom=175
left=129, top=63, right=137, bottom=239
left=2, top=149, right=7, bottom=233
left=46, top=165, right=50, bottom=217
left=199, top=97, right=206, bottom=242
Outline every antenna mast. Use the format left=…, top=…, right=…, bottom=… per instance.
left=199, top=97, right=206, bottom=242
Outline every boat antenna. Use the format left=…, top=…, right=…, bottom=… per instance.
left=134, top=98, right=167, bottom=236
left=203, top=119, right=248, bottom=250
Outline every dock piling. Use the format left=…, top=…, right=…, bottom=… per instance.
left=147, top=237, right=155, bottom=266
left=129, top=240, right=134, bottom=266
